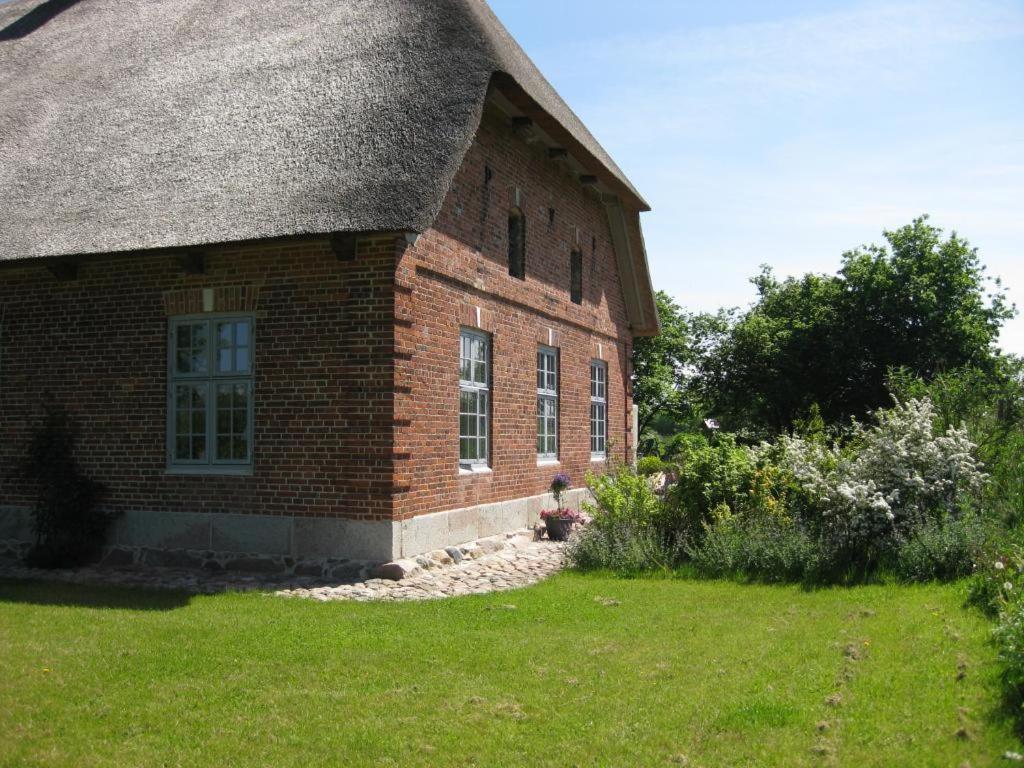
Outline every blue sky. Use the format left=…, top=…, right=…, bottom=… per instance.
left=490, top=0, right=1024, bottom=353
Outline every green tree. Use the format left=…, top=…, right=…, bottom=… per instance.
left=696, top=217, right=1014, bottom=434
left=631, top=291, right=692, bottom=435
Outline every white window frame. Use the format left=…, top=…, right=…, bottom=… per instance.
left=459, top=328, right=491, bottom=470
left=590, top=360, right=608, bottom=460
left=537, top=346, right=559, bottom=461
left=167, top=314, right=255, bottom=475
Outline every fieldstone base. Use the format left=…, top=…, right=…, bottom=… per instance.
left=0, top=527, right=571, bottom=599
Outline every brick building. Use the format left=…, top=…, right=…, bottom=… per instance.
left=0, top=0, right=658, bottom=569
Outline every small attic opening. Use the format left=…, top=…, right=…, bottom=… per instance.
left=508, top=207, right=526, bottom=280
left=570, top=250, right=583, bottom=304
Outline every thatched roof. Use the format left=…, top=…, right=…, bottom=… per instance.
left=0, top=0, right=658, bottom=332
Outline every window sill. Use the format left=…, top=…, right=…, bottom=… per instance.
left=590, top=456, right=607, bottom=463
left=537, top=458, right=560, bottom=467
left=459, top=465, right=493, bottom=477
left=166, top=466, right=254, bottom=477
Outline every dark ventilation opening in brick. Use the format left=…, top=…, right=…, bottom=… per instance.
left=570, top=250, right=583, bottom=304
left=508, top=207, right=526, bottom=280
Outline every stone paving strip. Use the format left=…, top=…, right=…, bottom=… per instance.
left=0, top=529, right=567, bottom=601
left=279, top=533, right=566, bottom=602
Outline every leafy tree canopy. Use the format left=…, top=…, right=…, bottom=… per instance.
left=633, top=217, right=1015, bottom=439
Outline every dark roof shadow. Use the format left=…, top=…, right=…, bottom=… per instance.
left=0, top=0, right=82, bottom=41
left=0, top=577, right=192, bottom=611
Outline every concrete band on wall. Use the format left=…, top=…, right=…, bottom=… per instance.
left=0, top=487, right=590, bottom=567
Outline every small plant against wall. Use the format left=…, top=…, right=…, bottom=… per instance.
left=19, top=395, right=114, bottom=568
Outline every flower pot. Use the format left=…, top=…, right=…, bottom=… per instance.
left=545, top=516, right=573, bottom=542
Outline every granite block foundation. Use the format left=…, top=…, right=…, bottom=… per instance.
left=0, top=488, right=589, bottom=575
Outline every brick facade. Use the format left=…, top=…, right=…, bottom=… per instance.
left=0, top=103, right=640, bottom=560
left=394, top=108, right=634, bottom=522
left=0, top=236, right=403, bottom=523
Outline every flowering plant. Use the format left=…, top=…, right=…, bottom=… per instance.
left=550, top=472, right=572, bottom=508
left=541, top=508, right=584, bottom=523
left=969, top=546, right=1024, bottom=617
left=758, top=398, right=986, bottom=557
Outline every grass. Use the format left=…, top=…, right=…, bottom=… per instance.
left=1, top=573, right=1020, bottom=767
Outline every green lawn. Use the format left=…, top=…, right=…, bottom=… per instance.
left=1, top=574, right=1019, bottom=767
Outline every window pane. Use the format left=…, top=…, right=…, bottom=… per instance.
left=192, top=325, right=208, bottom=373
left=233, top=435, right=248, bottom=460
left=232, top=407, right=247, bottom=434
left=218, top=322, right=232, bottom=345
left=235, top=347, right=250, bottom=373
left=176, top=350, right=192, bottom=374
left=175, top=436, right=192, bottom=460
left=216, top=435, right=231, bottom=461
left=192, top=435, right=206, bottom=460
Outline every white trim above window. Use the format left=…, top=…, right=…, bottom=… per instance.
left=167, top=315, right=255, bottom=475
left=537, top=345, right=559, bottom=460
left=590, top=359, right=607, bottom=459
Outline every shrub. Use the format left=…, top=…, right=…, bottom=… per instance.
left=968, top=544, right=1024, bottom=617
left=968, top=548, right=1024, bottom=726
left=891, top=514, right=989, bottom=582
left=688, top=512, right=817, bottom=583
left=764, top=398, right=986, bottom=570
left=568, top=466, right=680, bottom=572
left=993, top=602, right=1024, bottom=714
left=663, top=432, right=756, bottom=544
left=636, top=455, right=666, bottom=477
left=20, top=398, right=114, bottom=568
left=567, top=521, right=680, bottom=574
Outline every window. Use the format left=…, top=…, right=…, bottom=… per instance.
left=168, top=316, right=254, bottom=473
left=537, top=346, right=559, bottom=460
left=508, top=207, right=526, bottom=279
left=459, top=328, right=490, bottom=468
left=590, top=360, right=607, bottom=459
left=570, top=250, right=583, bottom=304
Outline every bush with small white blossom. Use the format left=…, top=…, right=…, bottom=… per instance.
left=756, top=398, right=987, bottom=574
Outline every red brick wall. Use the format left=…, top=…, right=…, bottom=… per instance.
left=393, top=107, right=636, bottom=520
left=0, top=106, right=641, bottom=528
left=0, top=236, right=402, bottom=521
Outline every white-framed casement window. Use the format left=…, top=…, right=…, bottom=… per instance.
left=459, top=328, right=491, bottom=469
left=168, top=316, right=254, bottom=474
left=537, top=346, right=559, bottom=460
left=590, top=360, right=608, bottom=459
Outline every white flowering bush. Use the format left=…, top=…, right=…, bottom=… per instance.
left=757, top=398, right=987, bottom=572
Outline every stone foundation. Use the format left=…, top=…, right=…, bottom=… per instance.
left=0, top=487, right=590, bottom=573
